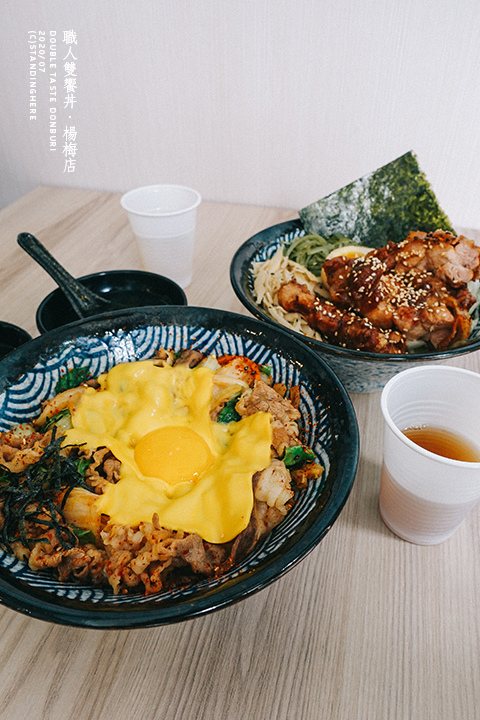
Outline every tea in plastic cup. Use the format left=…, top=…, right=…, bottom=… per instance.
left=120, top=184, right=201, bottom=288
left=379, top=365, right=480, bottom=545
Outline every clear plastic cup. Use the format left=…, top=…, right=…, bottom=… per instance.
left=120, top=185, right=201, bottom=288
left=379, top=365, right=480, bottom=545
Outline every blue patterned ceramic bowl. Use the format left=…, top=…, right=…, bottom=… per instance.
left=0, top=306, right=358, bottom=628
left=230, top=219, right=480, bottom=393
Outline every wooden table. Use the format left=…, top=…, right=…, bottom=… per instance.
left=1, top=186, right=480, bottom=720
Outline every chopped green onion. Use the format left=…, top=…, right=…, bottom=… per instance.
left=71, top=526, right=96, bottom=545
left=217, top=394, right=241, bottom=423
left=40, top=407, right=70, bottom=432
left=283, top=445, right=316, bottom=468
left=75, top=456, right=92, bottom=476
left=55, top=366, right=90, bottom=394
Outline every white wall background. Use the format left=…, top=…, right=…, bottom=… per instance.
left=2, top=0, right=480, bottom=228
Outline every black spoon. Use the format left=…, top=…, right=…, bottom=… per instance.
left=18, top=232, right=120, bottom=318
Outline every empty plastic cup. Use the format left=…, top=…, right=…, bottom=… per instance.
left=379, top=365, right=480, bottom=545
left=120, top=184, right=201, bottom=288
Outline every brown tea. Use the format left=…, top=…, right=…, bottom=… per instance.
left=402, top=426, right=480, bottom=462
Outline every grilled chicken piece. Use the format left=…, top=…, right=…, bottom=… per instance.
left=277, top=280, right=407, bottom=353
left=387, top=229, right=480, bottom=287
left=321, top=230, right=480, bottom=351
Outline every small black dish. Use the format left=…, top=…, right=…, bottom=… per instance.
left=36, top=269, right=188, bottom=334
left=0, top=321, right=32, bottom=360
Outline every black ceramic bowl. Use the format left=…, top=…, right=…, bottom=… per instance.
left=0, top=306, right=358, bottom=629
left=230, top=218, right=480, bottom=393
left=0, top=321, right=32, bottom=360
left=36, top=269, right=187, bottom=334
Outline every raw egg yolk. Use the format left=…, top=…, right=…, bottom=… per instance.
left=63, top=360, right=274, bottom=543
left=134, top=425, right=213, bottom=485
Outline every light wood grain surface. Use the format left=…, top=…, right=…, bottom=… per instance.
left=1, top=186, right=480, bottom=720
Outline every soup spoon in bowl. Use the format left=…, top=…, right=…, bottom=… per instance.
left=17, top=232, right=121, bottom=318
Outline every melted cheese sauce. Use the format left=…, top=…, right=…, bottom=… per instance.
left=64, top=360, right=272, bottom=543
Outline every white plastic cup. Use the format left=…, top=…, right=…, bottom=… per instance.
left=379, top=365, right=480, bottom=545
left=120, top=184, right=202, bottom=288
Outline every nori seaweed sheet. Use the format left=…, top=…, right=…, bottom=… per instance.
left=299, top=152, right=455, bottom=248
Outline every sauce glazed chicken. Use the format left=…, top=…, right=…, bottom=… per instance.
left=277, top=230, right=480, bottom=353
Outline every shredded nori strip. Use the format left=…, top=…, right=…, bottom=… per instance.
left=0, top=427, right=90, bottom=553
left=299, top=151, right=454, bottom=248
